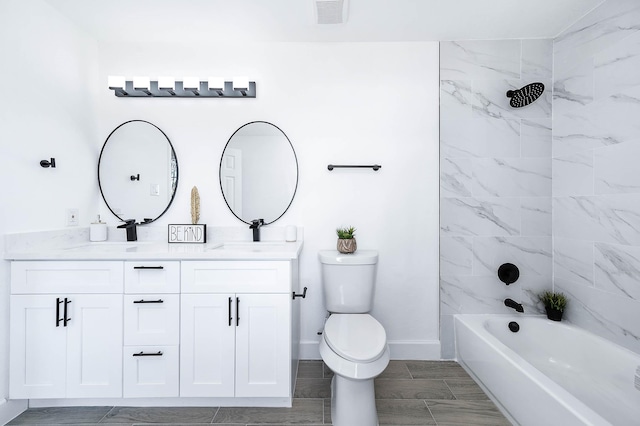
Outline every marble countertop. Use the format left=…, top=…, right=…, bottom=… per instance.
left=5, top=240, right=304, bottom=261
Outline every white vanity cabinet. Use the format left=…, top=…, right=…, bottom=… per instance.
left=123, top=261, right=180, bottom=398
left=6, top=242, right=301, bottom=406
left=9, top=261, right=124, bottom=399
left=180, top=261, right=292, bottom=398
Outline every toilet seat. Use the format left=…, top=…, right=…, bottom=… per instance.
left=323, top=314, right=386, bottom=363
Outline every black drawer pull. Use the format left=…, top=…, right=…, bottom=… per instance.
left=133, top=299, right=164, bottom=304
left=133, top=266, right=164, bottom=270
left=132, top=351, right=163, bottom=357
left=228, top=297, right=233, bottom=326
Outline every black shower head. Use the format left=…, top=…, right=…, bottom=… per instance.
left=506, top=82, right=545, bottom=108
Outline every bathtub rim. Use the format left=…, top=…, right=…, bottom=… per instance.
left=454, top=314, right=612, bottom=426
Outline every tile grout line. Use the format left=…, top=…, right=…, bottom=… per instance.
left=209, top=405, right=219, bottom=424
left=97, top=405, right=117, bottom=423
left=442, top=378, right=458, bottom=400
left=423, top=398, right=440, bottom=426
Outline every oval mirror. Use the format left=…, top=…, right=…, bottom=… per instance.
left=219, top=121, right=298, bottom=225
left=98, top=120, right=178, bottom=223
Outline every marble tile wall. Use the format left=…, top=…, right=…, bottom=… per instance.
left=552, top=0, right=640, bottom=354
left=440, top=40, right=553, bottom=358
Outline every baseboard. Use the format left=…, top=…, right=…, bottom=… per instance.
left=0, top=398, right=27, bottom=424
left=299, top=339, right=442, bottom=360
left=388, top=340, right=442, bottom=360
left=299, top=340, right=321, bottom=359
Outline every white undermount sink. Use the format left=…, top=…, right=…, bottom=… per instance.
left=208, top=241, right=288, bottom=251
left=65, top=241, right=158, bottom=251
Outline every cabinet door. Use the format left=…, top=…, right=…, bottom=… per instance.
left=9, top=295, right=67, bottom=399
left=180, top=294, right=235, bottom=397
left=235, top=294, right=291, bottom=397
left=65, top=294, right=123, bottom=398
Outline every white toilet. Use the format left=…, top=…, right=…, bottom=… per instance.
left=318, top=250, right=390, bottom=426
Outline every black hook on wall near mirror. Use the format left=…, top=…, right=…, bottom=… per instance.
left=40, top=158, right=56, bottom=168
left=130, top=174, right=140, bottom=181
left=498, top=263, right=520, bottom=285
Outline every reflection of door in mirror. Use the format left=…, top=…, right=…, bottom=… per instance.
left=220, top=121, right=298, bottom=225
left=220, top=148, right=242, bottom=216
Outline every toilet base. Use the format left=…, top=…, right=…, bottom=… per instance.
left=331, top=373, right=378, bottom=426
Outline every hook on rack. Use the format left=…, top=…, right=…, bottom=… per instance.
left=327, top=164, right=381, bottom=171
left=40, top=158, right=56, bottom=168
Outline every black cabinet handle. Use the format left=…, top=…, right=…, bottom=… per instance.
left=133, top=266, right=164, bottom=270
left=133, top=299, right=164, bottom=304
left=228, top=297, right=233, bottom=326
left=63, top=298, right=71, bottom=326
left=292, top=287, right=308, bottom=300
left=236, top=297, right=240, bottom=326
left=56, top=297, right=63, bottom=327
left=132, top=351, right=163, bottom=357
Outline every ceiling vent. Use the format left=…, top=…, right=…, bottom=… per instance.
left=314, top=0, right=348, bottom=25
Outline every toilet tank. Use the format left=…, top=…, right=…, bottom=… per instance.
left=318, top=250, right=378, bottom=313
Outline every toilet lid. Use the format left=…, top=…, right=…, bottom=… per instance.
left=323, top=314, right=387, bottom=363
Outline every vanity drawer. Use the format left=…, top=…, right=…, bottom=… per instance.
left=11, top=261, right=124, bottom=294
left=124, top=294, right=179, bottom=346
left=124, top=261, right=180, bottom=293
left=181, top=261, right=291, bottom=293
left=123, top=345, right=179, bottom=398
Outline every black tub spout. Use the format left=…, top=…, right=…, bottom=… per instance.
left=504, top=298, right=524, bottom=313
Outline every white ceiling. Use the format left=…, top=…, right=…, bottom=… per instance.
left=44, top=0, right=604, bottom=43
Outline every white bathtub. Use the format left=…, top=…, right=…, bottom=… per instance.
left=454, top=315, right=640, bottom=426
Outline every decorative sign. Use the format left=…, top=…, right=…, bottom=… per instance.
left=168, top=224, right=207, bottom=244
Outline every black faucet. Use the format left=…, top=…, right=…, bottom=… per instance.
left=249, top=219, right=264, bottom=242
left=504, top=298, right=524, bottom=313
left=117, top=219, right=137, bottom=242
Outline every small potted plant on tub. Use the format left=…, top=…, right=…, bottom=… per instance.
left=336, top=226, right=357, bottom=254
left=539, top=290, right=567, bottom=322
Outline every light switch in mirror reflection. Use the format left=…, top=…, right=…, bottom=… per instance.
left=98, top=120, right=178, bottom=224
left=220, top=121, right=298, bottom=225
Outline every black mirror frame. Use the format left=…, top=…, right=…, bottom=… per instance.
left=219, top=121, right=299, bottom=226
left=98, top=119, right=179, bottom=224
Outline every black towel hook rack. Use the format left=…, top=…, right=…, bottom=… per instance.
left=327, top=164, right=381, bottom=171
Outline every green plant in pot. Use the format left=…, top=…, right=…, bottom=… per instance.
left=539, top=290, right=567, bottom=321
left=336, top=226, right=357, bottom=254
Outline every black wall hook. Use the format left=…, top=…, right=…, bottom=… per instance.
left=498, top=263, right=520, bottom=285
left=130, top=174, right=140, bottom=181
left=40, top=158, right=56, bottom=168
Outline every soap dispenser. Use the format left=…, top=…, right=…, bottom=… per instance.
left=90, top=215, right=107, bottom=242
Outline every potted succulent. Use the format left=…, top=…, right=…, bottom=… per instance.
left=336, top=226, right=357, bottom=254
left=539, top=290, right=567, bottom=321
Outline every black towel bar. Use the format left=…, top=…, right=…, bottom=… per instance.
left=327, top=164, right=381, bottom=171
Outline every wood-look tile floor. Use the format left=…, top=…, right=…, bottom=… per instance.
left=8, top=361, right=511, bottom=425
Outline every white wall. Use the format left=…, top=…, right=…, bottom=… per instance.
left=0, top=0, right=100, bottom=420
left=97, top=41, right=441, bottom=358
left=0, top=8, right=440, bottom=420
